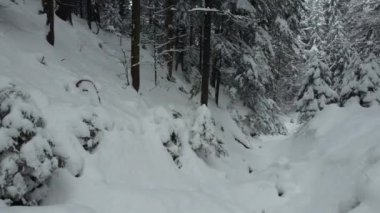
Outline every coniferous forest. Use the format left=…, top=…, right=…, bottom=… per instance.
left=0, top=0, right=380, bottom=212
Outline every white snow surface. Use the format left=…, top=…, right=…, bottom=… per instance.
left=1, top=1, right=380, bottom=213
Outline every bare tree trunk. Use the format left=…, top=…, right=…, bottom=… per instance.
left=86, top=0, right=92, bottom=29
left=215, top=68, right=221, bottom=106
left=215, top=48, right=222, bottom=106
left=119, top=0, right=126, bottom=19
left=46, top=0, right=54, bottom=46
left=153, top=11, right=158, bottom=86
left=131, top=0, right=141, bottom=91
left=210, top=56, right=216, bottom=88
left=198, top=25, right=203, bottom=74
left=79, top=0, right=83, bottom=18
left=56, top=0, right=74, bottom=25
left=200, top=0, right=212, bottom=106
left=165, top=0, right=175, bottom=80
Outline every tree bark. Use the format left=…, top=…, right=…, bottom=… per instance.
left=86, top=0, right=92, bottom=29
left=79, top=0, right=83, bottom=18
left=131, top=0, right=141, bottom=91
left=215, top=67, right=221, bottom=106
left=165, top=0, right=175, bottom=80
left=198, top=25, right=203, bottom=74
left=119, top=0, right=126, bottom=19
left=200, top=0, right=212, bottom=106
left=46, top=0, right=54, bottom=46
left=210, top=57, right=217, bottom=88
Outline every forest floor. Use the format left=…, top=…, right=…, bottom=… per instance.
left=1, top=1, right=380, bottom=213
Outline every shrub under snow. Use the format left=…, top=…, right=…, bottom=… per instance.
left=0, top=85, right=59, bottom=206
left=189, top=105, right=226, bottom=161
left=76, top=113, right=103, bottom=153
left=152, top=108, right=184, bottom=168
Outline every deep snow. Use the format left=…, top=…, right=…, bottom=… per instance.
left=1, top=1, right=380, bottom=213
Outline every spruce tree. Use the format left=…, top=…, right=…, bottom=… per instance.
left=357, top=54, right=380, bottom=107
left=296, top=48, right=338, bottom=121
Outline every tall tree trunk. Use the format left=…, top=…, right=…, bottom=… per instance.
left=86, top=0, right=92, bottom=29
left=46, top=0, right=54, bottom=46
left=79, top=0, right=83, bottom=18
left=215, top=48, right=222, bottom=106
left=131, top=0, right=141, bottom=91
left=165, top=0, right=175, bottom=80
left=119, top=0, right=126, bottom=19
left=210, top=57, right=216, bottom=88
left=198, top=25, right=203, bottom=74
left=215, top=67, right=221, bottom=106
left=200, top=0, right=212, bottom=106
left=153, top=5, right=158, bottom=86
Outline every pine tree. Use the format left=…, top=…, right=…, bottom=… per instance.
left=357, top=54, right=380, bottom=107
left=296, top=48, right=338, bottom=121
left=338, top=50, right=362, bottom=105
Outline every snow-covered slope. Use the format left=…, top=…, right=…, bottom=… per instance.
left=1, top=1, right=380, bottom=213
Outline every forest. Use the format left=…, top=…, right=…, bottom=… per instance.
left=0, top=0, right=379, bottom=212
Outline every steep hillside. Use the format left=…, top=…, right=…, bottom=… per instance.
left=1, top=1, right=380, bottom=213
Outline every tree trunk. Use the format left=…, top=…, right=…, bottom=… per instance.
left=153, top=6, right=158, bottom=86
left=215, top=67, right=221, bottom=106
left=119, top=0, right=126, bottom=19
left=165, top=0, right=175, bottom=80
left=46, top=0, right=54, bottom=46
left=56, top=1, right=73, bottom=25
left=215, top=48, right=222, bottom=106
left=210, top=57, right=216, bottom=88
left=200, top=0, right=212, bottom=106
left=86, top=0, right=92, bottom=29
left=198, top=25, right=203, bottom=74
left=131, top=0, right=141, bottom=91
left=79, top=0, right=83, bottom=18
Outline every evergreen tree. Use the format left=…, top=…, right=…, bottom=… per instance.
left=296, top=48, right=338, bottom=121
left=357, top=54, right=380, bottom=107
left=338, top=50, right=362, bottom=105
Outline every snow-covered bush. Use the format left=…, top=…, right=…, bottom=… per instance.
left=189, top=105, right=226, bottom=161
left=0, top=85, right=59, bottom=206
left=76, top=113, right=102, bottom=153
left=163, top=131, right=182, bottom=168
left=153, top=108, right=184, bottom=168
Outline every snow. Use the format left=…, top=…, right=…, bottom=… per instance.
left=275, top=16, right=292, bottom=37
left=236, top=0, right=255, bottom=13
left=1, top=1, right=380, bottom=213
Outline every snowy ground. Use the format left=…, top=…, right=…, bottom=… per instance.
left=1, top=1, right=380, bottom=213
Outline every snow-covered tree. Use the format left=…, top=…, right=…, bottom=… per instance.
left=189, top=105, right=226, bottom=161
left=337, top=52, right=380, bottom=107
left=296, top=49, right=338, bottom=121
left=357, top=54, right=380, bottom=107
left=99, top=0, right=131, bottom=34
left=0, top=85, right=59, bottom=205
left=338, top=50, right=362, bottom=105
